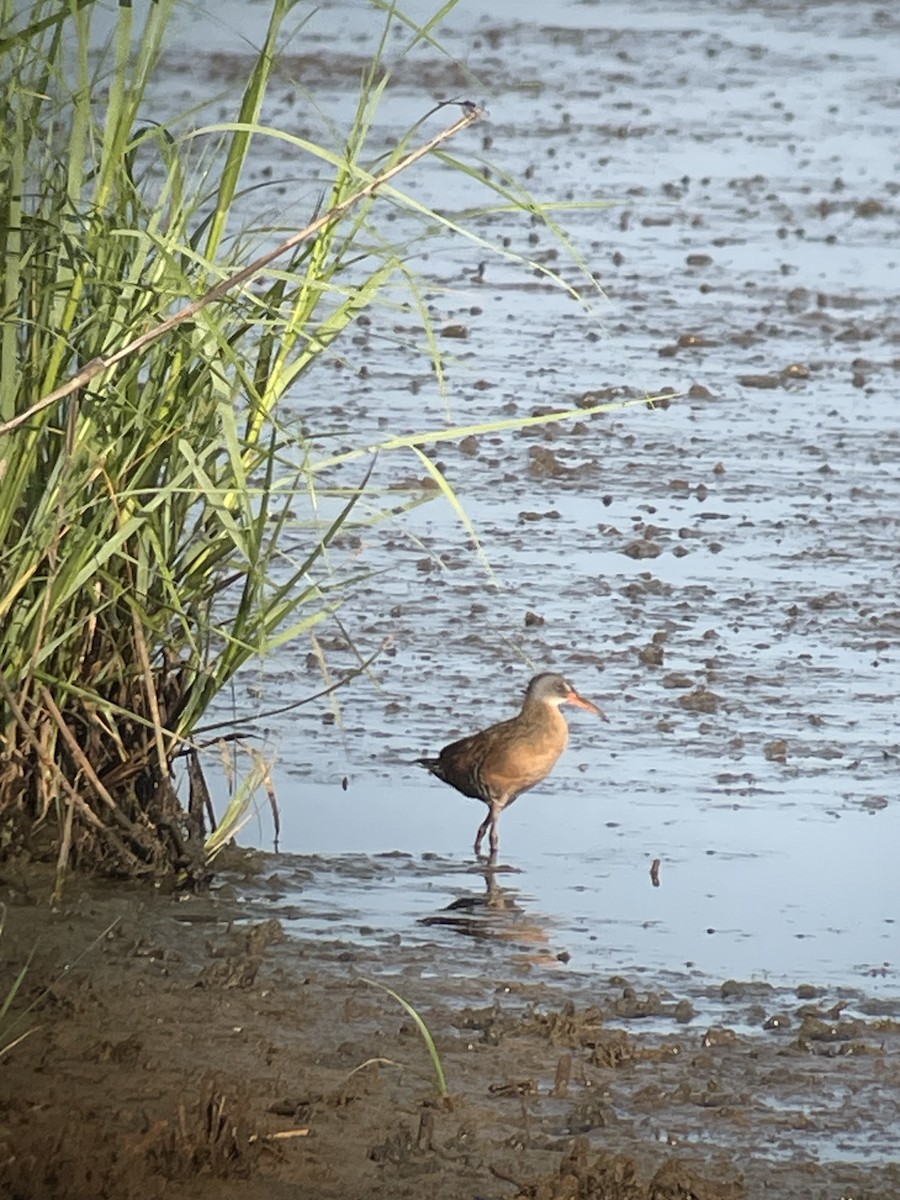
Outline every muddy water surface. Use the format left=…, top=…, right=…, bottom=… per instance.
left=159, top=0, right=900, bottom=1002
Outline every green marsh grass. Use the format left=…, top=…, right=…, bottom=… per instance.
left=0, top=0, right=625, bottom=892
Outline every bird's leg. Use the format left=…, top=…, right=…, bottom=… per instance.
left=474, top=810, right=491, bottom=858
left=475, top=803, right=502, bottom=862
left=475, top=800, right=502, bottom=859
left=488, top=810, right=500, bottom=857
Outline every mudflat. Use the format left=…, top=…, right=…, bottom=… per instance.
left=2, top=853, right=898, bottom=1199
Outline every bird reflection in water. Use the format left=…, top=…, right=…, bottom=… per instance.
left=419, top=866, right=561, bottom=966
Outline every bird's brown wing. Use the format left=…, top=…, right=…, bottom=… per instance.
left=436, top=713, right=569, bottom=806
left=431, top=717, right=517, bottom=801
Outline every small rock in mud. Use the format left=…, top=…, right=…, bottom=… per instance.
left=689, top=382, right=716, bottom=399
left=488, top=1078, right=539, bottom=1097
left=763, top=1013, right=792, bottom=1031
left=796, top=1016, right=868, bottom=1043
left=458, top=434, right=479, bottom=455
left=638, top=643, right=664, bottom=666
left=622, top=574, right=673, bottom=601
left=737, top=373, right=782, bottom=389
left=721, top=979, right=774, bottom=999
left=796, top=983, right=822, bottom=1000
left=513, top=1140, right=638, bottom=1199
left=576, top=384, right=638, bottom=408
left=90, top=1034, right=143, bottom=1066
left=860, top=795, right=888, bottom=812
left=269, top=1094, right=320, bottom=1118
left=196, top=918, right=284, bottom=989
left=808, top=590, right=844, bottom=610
left=678, top=686, right=722, bottom=713
left=512, top=1140, right=744, bottom=1200
left=764, top=739, right=788, bottom=763
left=661, top=672, right=693, bottom=689
left=527, top=1002, right=606, bottom=1049
left=524, top=611, right=545, bottom=627
left=855, top=197, right=886, bottom=217
left=674, top=999, right=695, bottom=1023
left=701, top=1027, right=738, bottom=1048
left=440, top=323, right=468, bottom=338
left=551, top=1052, right=572, bottom=1097
left=528, top=445, right=582, bottom=479
left=588, top=1029, right=635, bottom=1068
left=649, top=1157, right=744, bottom=1200
left=367, top=1122, right=417, bottom=1164
left=613, top=989, right=665, bottom=1019
left=623, top=539, right=662, bottom=559
left=519, top=509, right=561, bottom=522
left=782, top=362, right=810, bottom=379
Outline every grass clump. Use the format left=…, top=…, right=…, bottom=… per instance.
left=0, top=0, right=616, bottom=893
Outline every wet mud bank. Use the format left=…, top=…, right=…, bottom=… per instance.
left=2, top=855, right=899, bottom=1199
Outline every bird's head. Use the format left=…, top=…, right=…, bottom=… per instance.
left=526, top=672, right=607, bottom=719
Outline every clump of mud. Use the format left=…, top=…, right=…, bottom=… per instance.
left=510, top=1136, right=743, bottom=1200
left=2, top=1076, right=262, bottom=1199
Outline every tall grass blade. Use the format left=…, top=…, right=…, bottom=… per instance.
left=363, top=978, right=449, bottom=1099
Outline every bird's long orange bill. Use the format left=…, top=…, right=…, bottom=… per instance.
left=566, top=690, right=607, bottom=720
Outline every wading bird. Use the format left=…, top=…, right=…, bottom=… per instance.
left=417, top=672, right=605, bottom=860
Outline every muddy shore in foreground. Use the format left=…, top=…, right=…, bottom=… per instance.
left=2, top=853, right=898, bottom=1199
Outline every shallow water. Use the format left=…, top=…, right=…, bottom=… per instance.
left=147, top=0, right=900, bottom=996
left=246, top=782, right=899, bottom=995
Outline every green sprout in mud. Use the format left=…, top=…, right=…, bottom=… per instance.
left=362, top=978, right=449, bottom=1100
